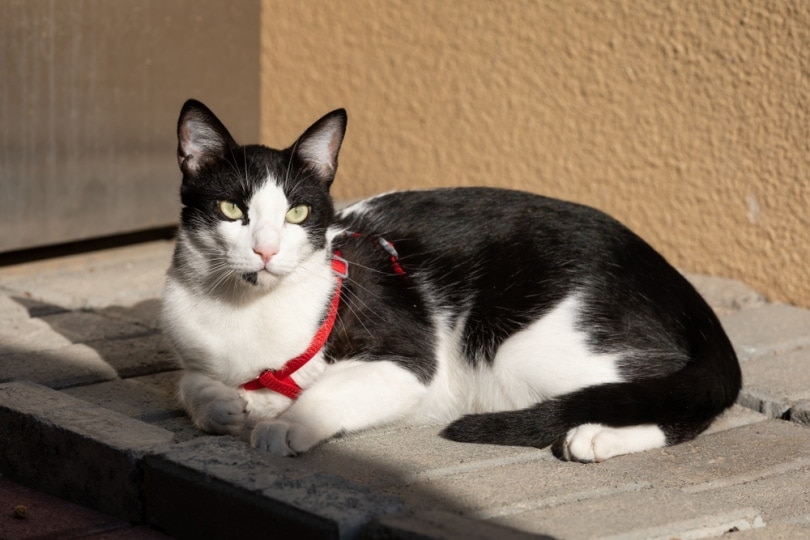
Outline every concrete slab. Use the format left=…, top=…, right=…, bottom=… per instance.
left=0, top=381, right=174, bottom=522
left=2, top=234, right=809, bottom=539
left=0, top=316, right=76, bottom=357
left=0, top=332, right=177, bottom=390
left=37, top=309, right=151, bottom=343
left=792, top=401, right=810, bottom=427
left=363, top=510, right=551, bottom=540
left=100, top=298, right=164, bottom=330
left=63, top=371, right=185, bottom=423
left=493, top=466, right=810, bottom=538
left=0, top=344, right=119, bottom=389
left=704, top=404, right=768, bottom=434
left=685, top=273, right=767, bottom=314
left=0, top=240, right=173, bottom=310
left=738, top=347, right=810, bottom=420
left=90, top=332, right=179, bottom=378
left=372, top=421, right=810, bottom=526
left=143, top=436, right=406, bottom=540
left=298, top=424, right=548, bottom=490
left=720, top=304, right=810, bottom=361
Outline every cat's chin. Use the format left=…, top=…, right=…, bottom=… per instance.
left=242, top=268, right=289, bottom=290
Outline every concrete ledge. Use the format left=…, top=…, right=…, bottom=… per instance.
left=0, top=381, right=174, bottom=522
left=362, top=511, right=550, bottom=540
left=143, top=437, right=406, bottom=539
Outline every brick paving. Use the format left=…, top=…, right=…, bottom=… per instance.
left=0, top=240, right=808, bottom=539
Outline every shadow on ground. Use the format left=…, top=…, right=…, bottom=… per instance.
left=1, top=295, right=557, bottom=538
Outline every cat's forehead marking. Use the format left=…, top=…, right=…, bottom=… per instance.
left=248, top=178, right=288, bottom=220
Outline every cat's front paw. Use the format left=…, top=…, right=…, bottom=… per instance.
left=195, top=388, right=248, bottom=435
left=251, top=420, right=322, bottom=457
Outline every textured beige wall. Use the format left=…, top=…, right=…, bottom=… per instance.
left=260, top=0, right=809, bottom=307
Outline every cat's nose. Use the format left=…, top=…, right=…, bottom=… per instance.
left=253, top=246, right=278, bottom=264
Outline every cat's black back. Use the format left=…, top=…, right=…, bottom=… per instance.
left=328, top=187, right=741, bottom=448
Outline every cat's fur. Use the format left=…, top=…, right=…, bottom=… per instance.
left=162, top=99, right=741, bottom=462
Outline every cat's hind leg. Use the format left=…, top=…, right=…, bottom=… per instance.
left=557, top=416, right=716, bottom=462
left=251, top=359, right=427, bottom=456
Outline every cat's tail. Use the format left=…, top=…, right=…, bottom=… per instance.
left=441, top=329, right=741, bottom=448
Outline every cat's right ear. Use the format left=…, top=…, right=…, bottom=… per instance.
left=292, top=109, right=348, bottom=187
left=177, top=99, right=237, bottom=176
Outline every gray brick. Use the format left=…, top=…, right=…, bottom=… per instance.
left=738, top=387, right=794, bottom=419
left=297, top=424, right=546, bottom=489
left=0, top=381, right=174, bottom=521
left=732, top=520, right=810, bottom=538
left=62, top=372, right=205, bottom=442
left=738, top=347, right=810, bottom=419
left=99, top=299, right=163, bottom=330
left=703, top=404, right=768, bottom=435
left=38, top=310, right=151, bottom=343
left=1, top=332, right=178, bottom=390
left=301, top=406, right=764, bottom=494
left=0, top=294, right=71, bottom=319
left=63, top=371, right=184, bottom=423
left=0, top=344, right=118, bottom=388
left=791, top=400, right=810, bottom=427
left=721, top=304, right=810, bottom=361
left=373, top=420, right=810, bottom=525
left=90, top=333, right=178, bottom=378
left=503, top=495, right=767, bottom=539
left=491, top=468, right=810, bottom=539
left=149, top=415, right=205, bottom=442
left=685, top=273, right=766, bottom=314
left=363, top=510, right=549, bottom=540
left=0, top=317, right=74, bottom=356
left=143, top=437, right=405, bottom=540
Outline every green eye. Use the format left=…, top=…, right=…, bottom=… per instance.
left=285, top=204, right=310, bottom=224
left=218, top=200, right=244, bottom=220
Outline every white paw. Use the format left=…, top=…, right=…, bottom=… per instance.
left=563, top=423, right=667, bottom=463
left=251, top=421, right=296, bottom=456
left=563, top=424, right=605, bottom=463
left=242, top=389, right=293, bottom=421
left=196, top=388, right=247, bottom=435
left=251, top=420, right=322, bottom=457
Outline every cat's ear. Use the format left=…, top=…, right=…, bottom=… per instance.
left=292, top=109, right=347, bottom=186
left=176, top=99, right=237, bottom=175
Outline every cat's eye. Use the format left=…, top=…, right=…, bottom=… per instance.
left=285, top=204, right=310, bottom=224
left=218, top=200, right=244, bottom=221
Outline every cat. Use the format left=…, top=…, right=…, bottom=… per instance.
left=162, top=99, right=741, bottom=462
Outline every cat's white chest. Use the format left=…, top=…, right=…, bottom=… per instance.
left=163, top=265, right=334, bottom=387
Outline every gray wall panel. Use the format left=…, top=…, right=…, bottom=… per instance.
left=1, top=0, right=260, bottom=252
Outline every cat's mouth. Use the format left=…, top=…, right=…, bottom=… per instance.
left=241, top=272, right=259, bottom=285
left=241, top=267, right=286, bottom=287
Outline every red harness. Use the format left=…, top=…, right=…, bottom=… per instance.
left=242, top=234, right=406, bottom=400
left=242, top=253, right=348, bottom=399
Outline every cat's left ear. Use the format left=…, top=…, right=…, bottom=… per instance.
left=293, top=109, right=347, bottom=186
left=177, top=99, right=238, bottom=176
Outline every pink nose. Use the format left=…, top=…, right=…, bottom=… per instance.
left=253, top=246, right=278, bottom=264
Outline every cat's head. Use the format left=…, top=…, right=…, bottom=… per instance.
left=174, top=99, right=347, bottom=291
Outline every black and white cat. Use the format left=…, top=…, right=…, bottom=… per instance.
left=162, top=99, right=741, bottom=462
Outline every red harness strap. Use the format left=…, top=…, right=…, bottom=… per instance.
left=242, top=235, right=407, bottom=401
left=242, top=252, right=348, bottom=400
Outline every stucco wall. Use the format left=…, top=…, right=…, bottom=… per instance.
left=260, top=0, right=809, bottom=307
